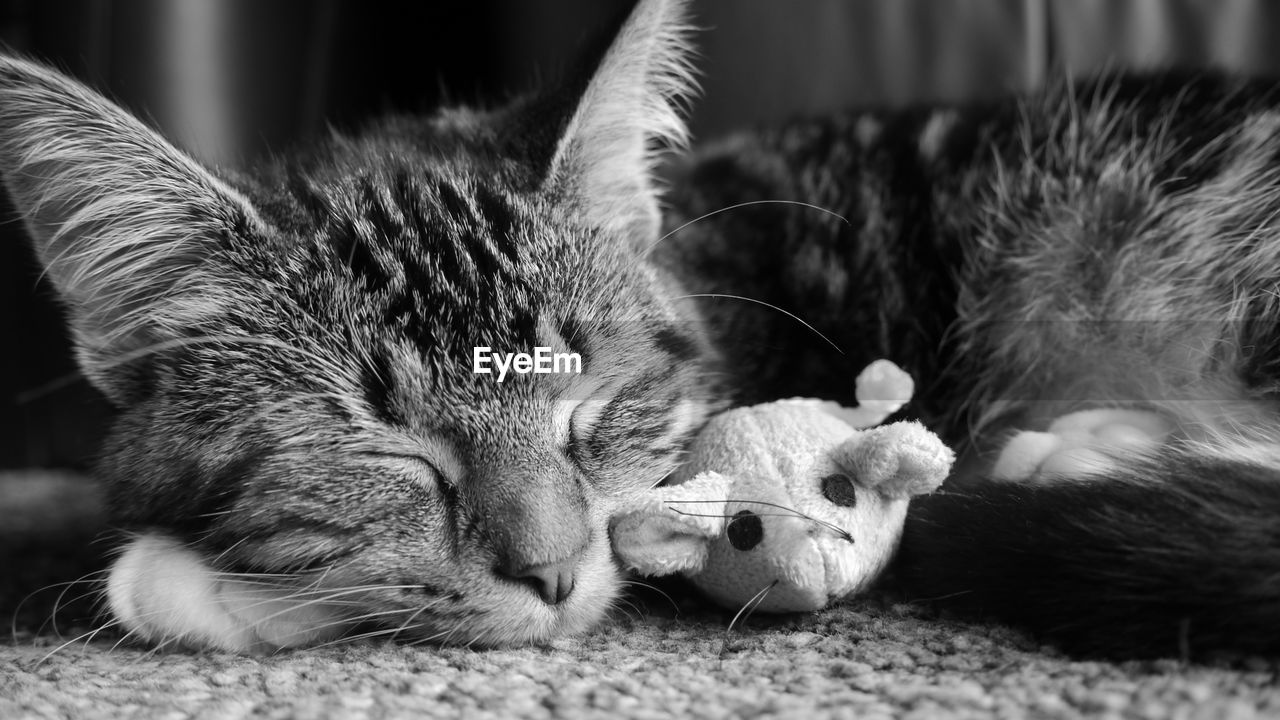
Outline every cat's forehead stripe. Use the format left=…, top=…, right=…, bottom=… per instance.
left=317, top=171, right=545, bottom=359
left=472, top=184, right=518, bottom=258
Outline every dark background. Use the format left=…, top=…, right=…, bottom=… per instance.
left=4, top=0, right=1279, bottom=469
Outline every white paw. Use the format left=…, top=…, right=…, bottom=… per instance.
left=107, top=533, right=349, bottom=653
left=993, top=409, right=1174, bottom=482
left=992, top=430, right=1062, bottom=481
left=1045, top=408, right=1175, bottom=441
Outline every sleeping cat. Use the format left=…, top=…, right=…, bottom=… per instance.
left=4, top=0, right=1279, bottom=658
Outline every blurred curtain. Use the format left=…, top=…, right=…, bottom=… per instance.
left=692, top=0, right=1280, bottom=137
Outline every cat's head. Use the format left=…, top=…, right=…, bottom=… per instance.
left=3, top=0, right=723, bottom=650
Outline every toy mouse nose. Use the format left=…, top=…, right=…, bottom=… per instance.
left=497, top=555, right=580, bottom=605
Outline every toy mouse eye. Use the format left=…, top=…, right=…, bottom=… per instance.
left=821, top=473, right=859, bottom=507
left=727, top=510, right=764, bottom=551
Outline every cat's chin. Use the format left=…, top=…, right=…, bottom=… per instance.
left=105, top=532, right=620, bottom=653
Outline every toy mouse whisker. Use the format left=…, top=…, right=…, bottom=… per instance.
left=666, top=500, right=855, bottom=543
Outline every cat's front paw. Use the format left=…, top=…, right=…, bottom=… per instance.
left=107, top=533, right=349, bottom=653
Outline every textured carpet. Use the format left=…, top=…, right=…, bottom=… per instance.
left=4, top=471, right=1280, bottom=719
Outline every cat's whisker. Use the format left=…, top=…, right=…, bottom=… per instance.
left=271, top=606, right=413, bottom=640
left=206, top=571, right=306, bottom=583
left=123, top=633, right=173, bottom=665
left=726, top=579, right=777, bottom=635
left=409, top=623, right=460, bottom=649
left=72, top=621, right=122, bottom=654
left=648, top=467, right=678, bottom=490
left=392, top=604, right=435, bottom=637
left=191, top=509, right=236, bottom=520
left=88, top=530, right=128, bottom=548
left=324, top=604, right=439, bottom=650
left=33, top=618, right=124, bottom=668
left=254, top=583, right=432, bottom=615
left=611, top=581, right=659, bottom=619
left=10, top=569, right=112, bottom=641
left=300, top=560, right=366, bottom=596
left=37, top=621, right=116, bottom=663
left=46, top=583, right=114, bottom=641
left=212, top=583, right=426, bottom=625
left=403, top=627, right=458, bottom=648
left=207, top=536, right=256, bottom=567
left=387, top=624, right=429, bottom=645
left=310, top=624, right=404, bottom=650
left=620, top=579, right=681, bottom=615
left=609, top=596, right=644, bottom=621
left=305, top=606, right=439, bottom=650
left=670, top=293, right=844, bottom=356
left=641, top=199, right=850, bottom=259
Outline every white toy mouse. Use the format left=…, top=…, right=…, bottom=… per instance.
left=610, top=361, right=955, bottom=612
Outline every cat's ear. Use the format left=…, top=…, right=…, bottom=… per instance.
left=539, top=0, right=696, bottom=240
left=0, top=56, right=262, bottom=403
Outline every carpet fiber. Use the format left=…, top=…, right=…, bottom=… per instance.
left=4, top=471, right=1279, bottom=719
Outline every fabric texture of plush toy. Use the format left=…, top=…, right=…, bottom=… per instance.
left=611, top=360, right=955, bottom=613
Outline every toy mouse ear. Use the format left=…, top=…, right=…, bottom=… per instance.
left=832, top=421, right=954, bottom=499
left=610, top=471, right=732, bottom=577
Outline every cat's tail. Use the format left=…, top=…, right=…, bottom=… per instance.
left=895, top=449, right=1280, bottom=659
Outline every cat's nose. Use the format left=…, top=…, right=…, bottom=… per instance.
left=498, top=554, right=580, bottom=605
